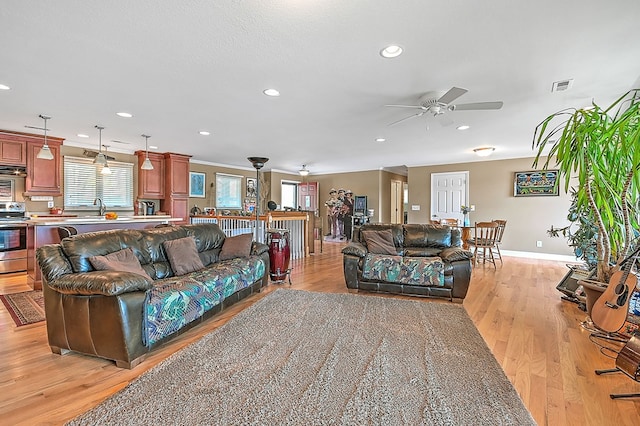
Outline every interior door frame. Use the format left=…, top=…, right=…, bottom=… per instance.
left=390, top=179, right=403, bottom=224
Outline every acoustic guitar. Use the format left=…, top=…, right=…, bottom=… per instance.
left=591, top=254, right=638, bottom=333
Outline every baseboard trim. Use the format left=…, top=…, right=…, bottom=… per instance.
left=500, top=250, right=579, bottom=262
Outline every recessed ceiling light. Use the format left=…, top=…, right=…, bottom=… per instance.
left=380, top=45, right=403, bottom=58
left=457, top=125, right=470, bottom=130
left=263, top=88, right=280, bottom=97
left=199, top=131, right=210, bottom=136
left=77, top=133, right=89, bottom=138
left=375, top=138, right=386, bottom=142
left=116, top=112, right=133, bottom=118
left=0, top=84, right=10, bottom=90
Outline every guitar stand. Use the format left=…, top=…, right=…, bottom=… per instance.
left=595, top=368, right=640, bottom=399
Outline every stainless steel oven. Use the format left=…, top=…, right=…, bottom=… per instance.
left=0, top=202, right=28, bottom=273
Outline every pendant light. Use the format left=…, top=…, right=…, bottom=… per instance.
left=101, top=144, right=112, bottom=175
left=140, top=134, right=154, bottom=170
left=93, top=125, right=107, bottom=165
left=36, top=114, right=54, bottom=160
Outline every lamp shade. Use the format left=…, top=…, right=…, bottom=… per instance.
left=141, top=157, right=154, bottom=170
left=37, top=144, right=54, bottom=160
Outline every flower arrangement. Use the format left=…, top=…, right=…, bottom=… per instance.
left=460, top=205, right=471, bottom=214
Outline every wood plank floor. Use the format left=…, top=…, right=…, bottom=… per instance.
left=1, top=241, right=639, bottom=425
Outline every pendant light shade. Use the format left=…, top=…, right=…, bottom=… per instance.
left=94, top=125, right=107, bottom=165
left=141, top=134, right=154, bottom=170
left=36, top=114, right=54, bottom=160
left=101, top=144, right=112, bottom=174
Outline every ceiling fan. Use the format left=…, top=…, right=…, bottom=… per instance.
left=385, top=87, right=503, bottom=127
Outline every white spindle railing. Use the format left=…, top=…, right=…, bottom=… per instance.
left=190, top=213, right=308, bottom=259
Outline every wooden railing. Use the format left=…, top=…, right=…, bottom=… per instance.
left=190, top=211, right=310, bottom=259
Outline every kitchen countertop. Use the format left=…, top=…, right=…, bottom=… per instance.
left=28, top=215, right=182, bottom=226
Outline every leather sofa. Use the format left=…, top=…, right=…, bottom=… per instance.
left=36, top=223, right=269, bottom=368
left=342, top=224, right=473, bottom=302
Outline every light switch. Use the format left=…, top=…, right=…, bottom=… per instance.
left=47, top=201, right=54, bottom=208
left=411, top=205, right=420, bottom=211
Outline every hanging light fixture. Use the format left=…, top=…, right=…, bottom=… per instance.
left=140, top=134, right=154, bottom=170
left=36, top=114, right=54, bottom=160
left=298, top=165, right=310, bottom=176
left=101, top=144, right=112, bottom=175
left=94, top=125, right=107, bottom=165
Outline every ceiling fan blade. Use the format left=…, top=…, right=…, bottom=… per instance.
left=450, top=101, right=504, bottom=111
left=388, top=112, right=425, bottom=126
left=437, top=87, right=468, bottom=105
left=385, top=104, right=424, bottom=109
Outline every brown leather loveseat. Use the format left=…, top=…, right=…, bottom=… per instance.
left=342, top=223, right=472, bottom=302
left=36, top=223, right=269, bottom=368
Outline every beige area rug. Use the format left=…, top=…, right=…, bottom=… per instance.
left=0, top=290, right=45, bottom=327
left=68, top=289, right=535, bottom=425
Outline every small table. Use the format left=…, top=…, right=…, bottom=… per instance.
left=461, top=226, right=474, bottom=250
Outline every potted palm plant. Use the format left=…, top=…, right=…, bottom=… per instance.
left=533, top=89, right=640, bottom=282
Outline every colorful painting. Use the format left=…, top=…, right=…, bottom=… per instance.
left=514, top=170, right=559, bottom=197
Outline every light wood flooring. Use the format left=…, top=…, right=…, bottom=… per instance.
left=1, top=241, right=639, bottom=425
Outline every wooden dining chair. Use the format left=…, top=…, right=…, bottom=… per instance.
left=467, top=221, right=500, bottom=268
left=439, top=218, right=459, bottom=226
left=491, top=219, right=507, bottom=264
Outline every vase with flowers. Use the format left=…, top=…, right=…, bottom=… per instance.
left=460, top=205, right=471, bottom=227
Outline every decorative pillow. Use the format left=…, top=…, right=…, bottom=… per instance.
left=362, top=229, right=397, bottom=255
left=219, top=233, right=253, bottom=261
left=163, top=236, right=205, bottom=276
left=89, top=247, right=152, bottom=280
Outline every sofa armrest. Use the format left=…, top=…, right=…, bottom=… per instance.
left=252, top=242, right=269, bottom=256
left=439, top=247, right=473, bottom=262
left=342, top=242, right=368, bottom=258
left=48, top=271, right=153, bottom=296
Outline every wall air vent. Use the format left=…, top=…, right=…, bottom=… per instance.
left=551, top=79, right=574, bottom=92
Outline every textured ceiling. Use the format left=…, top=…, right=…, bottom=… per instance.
left=1, top=0, right=639, bottom=175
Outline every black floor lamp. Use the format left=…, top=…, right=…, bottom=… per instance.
left=247, top=157, right=269, bottom=241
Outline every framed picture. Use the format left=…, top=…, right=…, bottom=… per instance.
left=246, top=177, right=257, bottom=198
left=514, top=170, right=559, bottom=197
left=189, top=172, right=206, bottom=198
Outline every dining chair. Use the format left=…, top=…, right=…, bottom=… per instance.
left=467, top=221, right=500, bottom=268
left=491, top=219, right=507, bottom=264
left=439, top=218, right=459, bottom=227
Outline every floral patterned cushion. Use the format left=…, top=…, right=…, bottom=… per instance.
left=361, top=254, right=444, bottom=287
left=144, top=256, right=265, bottom=345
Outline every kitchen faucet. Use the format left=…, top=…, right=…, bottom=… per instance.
left=93, top=198, right=106, bottom=216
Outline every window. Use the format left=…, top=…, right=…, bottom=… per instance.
left=63, top=156, right=134, bottom=210
left=216, top=173, right=242, bottom=208
left=281, top=181, right=298, bottom=210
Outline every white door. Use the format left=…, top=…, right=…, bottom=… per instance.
left=430, top=171, right=468, bottom=223
left=390, top=180, right=402, bottom=224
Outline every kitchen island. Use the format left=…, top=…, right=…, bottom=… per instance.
left=26, top=215, right=181, bottom=290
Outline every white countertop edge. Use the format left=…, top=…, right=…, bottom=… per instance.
left=29, top=216, right=183, bottom=226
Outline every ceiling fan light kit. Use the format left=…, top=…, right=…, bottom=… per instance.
left=473, top=147, right=495, bottom=157
left=299, top=165, right=310, bottom=176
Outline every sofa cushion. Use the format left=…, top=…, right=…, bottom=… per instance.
left=89, top=247, right=152, bottom=280
left=163, top=237, right=205, bottom=276
left=362, top=229, right=397, bottom=255
left=403, top=224, right=452, bottom=248
left=219, top=233, right=253, bottom=260
left=362, top=254, right=444, bottom=286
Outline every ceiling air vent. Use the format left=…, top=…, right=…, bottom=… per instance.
left=551, top=79, right=574, bottom=92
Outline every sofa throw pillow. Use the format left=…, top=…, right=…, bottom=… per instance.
left=219, top=233, right=253, bottom=261
left=89, top=247, right=152, bottom=280
left=362, top=229, right=397, bottom=255
left=163, top=236, right=205, bottom=276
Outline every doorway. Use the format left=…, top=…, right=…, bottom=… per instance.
left=390, top=180, right=403, bottom=224
left=430, top=171, right=468, bottom=223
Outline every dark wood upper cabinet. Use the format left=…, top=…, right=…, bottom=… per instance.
left=0, top=136, right=27, bottom=166
left=136, top=151, right=165, bottom=199
left=25, top=140, right=63, bottom=196
left=164, top=153, right=190, bottom=197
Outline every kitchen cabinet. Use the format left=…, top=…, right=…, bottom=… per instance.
left=25, top=140, right=63, bottom=196
left=162, top=153, right=191, bottom=224
left=0, top=136, right=27, bottom=166
left=136, top=151, right=165, bottom=198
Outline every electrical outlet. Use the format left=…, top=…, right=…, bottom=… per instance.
left=47, top=201, right=54, bottom=208
left=536, top=240, right=542, bottom=248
